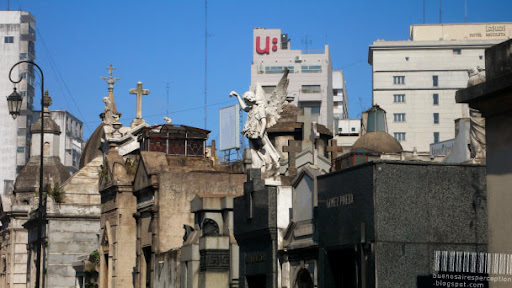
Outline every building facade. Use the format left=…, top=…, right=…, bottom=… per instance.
left=251, top=28, right=334, bottom=131
left=33, top=110, right=84, bottom=173
left=369, top=22, right=512, bottom=152
left=0, top=11, right=36, bottom=194
left=332, top=70, right=348, bottom=120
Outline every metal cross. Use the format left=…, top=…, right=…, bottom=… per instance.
left=129, top=82, right=150, bottom=119
left=101, top=64, right=121, bottom=88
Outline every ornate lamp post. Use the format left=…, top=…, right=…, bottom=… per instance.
left=8, top=60, right=46, bottom=288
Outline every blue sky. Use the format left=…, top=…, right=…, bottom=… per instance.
left=3, top=0, right=511, bottom=143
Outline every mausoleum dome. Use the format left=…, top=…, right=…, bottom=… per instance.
left=79, top=122, right=105, bottom=169
left=351, top=131, right=403, bottom=153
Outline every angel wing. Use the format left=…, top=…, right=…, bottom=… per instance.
left=265, top=68, right=289, bottom=128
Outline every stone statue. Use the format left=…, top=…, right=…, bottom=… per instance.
left=467, top=66, right=486, bottom=163
left=103, top=97, right=119, bottom=124
left=230, top=69, right=289, bottom=179
left=467, top=66, right=486, bottom=87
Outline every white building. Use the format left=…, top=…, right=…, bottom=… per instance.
left=251, top=28, right=334, bottom=130
left=369, top=23, right=512, bottom=152
left=334, top=118, right=361, bottom=150
left=33, top=110, right=84, bottom=172
left=0, top=11, right=36, bottom=194
left=333, top=70, right=348, bottom=120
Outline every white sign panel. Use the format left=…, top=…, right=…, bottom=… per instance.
left=219, top=104, right=240, bottom=151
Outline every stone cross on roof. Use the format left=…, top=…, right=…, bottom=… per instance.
left=283, top=140, right=302, bottom=176
left=129, top=82, right=150, bottom=127
left=101, top=64, right=121, bottom=89
left=100, top=64, right=121, bottom=118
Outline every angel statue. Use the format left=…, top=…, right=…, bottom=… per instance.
left=229, top=69, right=289, bottom=179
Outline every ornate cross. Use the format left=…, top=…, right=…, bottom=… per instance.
left=129, top=82, right=150, bottom=119
left=327, top=139, right=343, bottom=169
left=101, top=64, right=121, bottom=88
left=282, top=140, right=302, bottom=176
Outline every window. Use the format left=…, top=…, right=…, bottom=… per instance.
left=393, top=113, right=406, bottom=122
left=28, top=41, right=35, bottom=56
left=301, top=85, right=321, bottom=93
left=433, top=75, right=438, bottom=87
left=393, top=76, right=405, bottom=85
left=298, top=101, right=321, bottom=119
left=265, top=66, right=294, bottom=74
left=262, top=86, right=276, bottom=93
left=433, top=94, right=439, bottom=105
left=433, top=113, right=439, bottom=124
left=393, top=94, right=405, bottom=103
left=453, top=49, right=461, bottom=55
left=301, top=65, right=322, bottom=73
left=4, top=36, right=14, bottom=43
left=351, top=127, right=356, bottom=132
left=434, top=132, right=440, bottom=143
left=394, top=132, right=406, bottom=142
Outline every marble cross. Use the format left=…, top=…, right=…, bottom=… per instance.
left=282, top=140, right=302, bottom=176
left=129, top=82, right=150, bottom=119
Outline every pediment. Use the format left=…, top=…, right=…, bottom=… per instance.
left=133, top=157, right=151, bottom=193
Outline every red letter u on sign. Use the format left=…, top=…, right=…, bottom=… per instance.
left=256, top=36, right=270, bottom=54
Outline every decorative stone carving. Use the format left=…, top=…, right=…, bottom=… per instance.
left=230, top=69, right=289, bottom=180
left=199, top=250, right=230, bottom=272
left=202, top=218, right=219, bottom=237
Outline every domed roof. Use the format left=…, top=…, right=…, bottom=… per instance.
left=351, top=131, right=403, bottom=153
left=79, top=122, right=105, bottom=169
left=15, top=156, right=70, bottom=193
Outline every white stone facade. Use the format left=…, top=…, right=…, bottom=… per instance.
left=0, top=11, right=36, bottom=194
left=251, top=28, right=334, bottom=131
left=369, top=23, right=512, bottom=152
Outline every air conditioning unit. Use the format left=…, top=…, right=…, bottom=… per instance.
left=257, top=63, right=264, bottom=74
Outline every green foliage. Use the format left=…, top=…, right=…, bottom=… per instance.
left=98, top=165, right=109, bottom=180
left=47, top=182, right=65, bottom=203
left=89, top=250, right=100, bottom=265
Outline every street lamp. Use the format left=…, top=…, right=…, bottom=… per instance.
left=6, top=87, right=23, bottom=119
left=8, top=60, right=46, bottom=288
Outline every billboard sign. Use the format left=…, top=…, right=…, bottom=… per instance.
left=219, top=104, right=240, bottom=151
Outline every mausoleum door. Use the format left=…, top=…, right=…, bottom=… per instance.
left=246, top=274, right=266, bottom=288
left=328, top=250, right=357, bottom=288
left=296, top=268, right=314, bottom=288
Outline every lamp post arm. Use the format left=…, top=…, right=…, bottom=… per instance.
left=8, top=60, right=45, bottom=288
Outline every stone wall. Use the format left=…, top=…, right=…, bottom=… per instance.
left=156, top=171, right=245, bottom=252
left=153, top=249, right=181, bottom=288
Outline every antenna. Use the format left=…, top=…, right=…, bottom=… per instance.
left=439, top=0, right=442, bottom=24
left=423, top=0, right=426, bottom=24
left=166, top=82, right=170, bottom=118
left=465, top=0, right=468, bottom=23
left=301, top=35, right=312, bottom=53
left=204, top=0, right=208, bottom=130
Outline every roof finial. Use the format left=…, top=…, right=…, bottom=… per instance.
left=100, top=64, right=122, bottom=121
